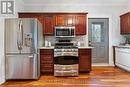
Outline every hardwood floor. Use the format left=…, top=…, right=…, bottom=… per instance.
left=1, top=66, right=130, bottom=87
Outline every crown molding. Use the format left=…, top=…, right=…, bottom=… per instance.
left=24, top=3, right=127, bottom=7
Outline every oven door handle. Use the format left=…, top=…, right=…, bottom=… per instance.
left=54, top=55, right=78, bottom=57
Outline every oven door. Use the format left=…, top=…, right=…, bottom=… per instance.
left=54, top=56, right=79, bottom=65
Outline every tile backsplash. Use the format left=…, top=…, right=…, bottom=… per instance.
left=123, top=35, right=130, bottom=44
left=44, top=36, right=56, bottom=46
left=44, top=35, right=87, bottom=47
left=72, top=35, right=87, bottom=47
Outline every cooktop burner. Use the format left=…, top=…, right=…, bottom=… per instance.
left=54, top=46, right=78, bottom=49
left=55, top=39, right=78, bottom=49
left=55, top=43, right=73, bottom=46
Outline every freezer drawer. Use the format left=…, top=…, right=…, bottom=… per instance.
left=5, top=54, right=39, bottom=79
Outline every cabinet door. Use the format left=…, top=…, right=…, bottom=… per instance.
left=40, top=49, right=54, bottom=74
left=120, top=14, right=130, bottom=34
left=66, top=15, right=75, bottom=26
left=79, top=49, right=91, bottom=72
left=18, top=14, right=43, bottom=24
left=55, top=15, right=66, bottom=26
left=18, top=14, right=44, bottom=35
left=75, top=15, right=86, bottom=35
left=43, top=15, right=54, bottom=35
left=55, top=15, right=75, bottom=26
left=40, top=54, right=53, bottom=73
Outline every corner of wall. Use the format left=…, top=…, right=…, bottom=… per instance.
left=0, top=0, right=24, bottom=85
left=0, top=80, right=5, bottom=85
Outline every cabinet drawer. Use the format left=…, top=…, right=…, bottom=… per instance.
left=41, top=67, right=53, bottom=72
left=40, top=49, right=53, bottom=55
left=79, top=50, right=91, bottom=54
left=40, top=55, right=53, bottom=60
left=41, top=66, right=53, bottom=69
left=41, top=69, right=53, bottom=73
left=41, top=63, right=53, bottom=67
left=41, top=60, right=53, bottom=64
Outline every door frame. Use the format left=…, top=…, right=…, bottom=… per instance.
left=88, top=18, right=109, bottom=64
left=87, top=15, right=113, bottom=66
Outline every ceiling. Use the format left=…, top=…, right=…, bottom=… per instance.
left=23, top=0, right=130, bottom=5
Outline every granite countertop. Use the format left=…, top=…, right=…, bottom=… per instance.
left=39, top=46, right=54, bottom=49
left=78, top=46, right=94, bottom=49
left=39, top=46, right=94, bottom=49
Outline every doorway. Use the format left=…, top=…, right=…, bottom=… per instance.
left=88, top=18, right=109, bottom=64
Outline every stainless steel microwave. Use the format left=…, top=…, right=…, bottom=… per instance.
left=55, top=26, right=75, bottom=37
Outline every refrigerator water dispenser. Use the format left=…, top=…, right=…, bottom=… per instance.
left=24, top=33, right=32, bottom=47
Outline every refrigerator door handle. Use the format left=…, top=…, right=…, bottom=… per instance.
left=17, top=20, right=23, bottom=53
left=21, top=21, right=23, bottom=45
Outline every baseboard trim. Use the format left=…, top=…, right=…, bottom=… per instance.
left=92, top=63, right=114, bottom=66
left=0, top=79, right=5, bottom=85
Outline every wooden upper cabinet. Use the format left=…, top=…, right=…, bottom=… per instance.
left=75, top=15, right=86, bottom=35
left=120, top=13, right=130, bottom=34
left=66, top=15, right=75, bottom=26
left=18, top=13, right=43, bottom=24
left=19, top=13, right=54, bottom=35
left=55, top=14, right=87, bottom=35
left=55, top=15, right=66, bottom=26
left=55, top=14, right=75, bottom=26
left=19, top=13, right=87, bottom=35
left=43, top=15, right=54, bottom=35
left=55, top=15, right=76, bottom=26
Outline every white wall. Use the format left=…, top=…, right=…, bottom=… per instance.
left=23, top=4, right=127, bottom=66
left=126, top=3, right=130, bottom=12
left=0, top=0, right=24, bottom=85
left=0, top=0, right=129, bottom=84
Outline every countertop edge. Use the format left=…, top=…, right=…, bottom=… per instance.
left=114, top=46, right=130, bottom=49
left=39, top=46, right=94, bottom=49
left=78, top=47, right=94, bottom=49
left=39, top=47, right=54, bottom=49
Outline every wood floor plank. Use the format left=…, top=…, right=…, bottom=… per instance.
left=1, top=66, right=130, bottom=87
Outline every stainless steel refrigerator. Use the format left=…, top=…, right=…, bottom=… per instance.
left=5, top=18, right=43, bottom=80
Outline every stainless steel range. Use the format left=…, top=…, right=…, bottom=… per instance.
left=54, top=41, right=79, bottom=76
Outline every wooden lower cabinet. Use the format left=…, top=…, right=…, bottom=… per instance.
left=40, top=48, right=92, bottom=74
left=40, top=49, right=54, bottom=74
left=79, top=49, right=92, bottom=72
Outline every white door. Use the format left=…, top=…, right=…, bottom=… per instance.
left=88, top=18, right=109, bottom=64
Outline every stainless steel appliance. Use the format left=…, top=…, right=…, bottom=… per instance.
left=55, top=26, right=75, bottom=38
left=5, top=18, right=43, bottom=80
left=54, top=41, right=79, bottom=76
